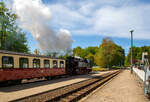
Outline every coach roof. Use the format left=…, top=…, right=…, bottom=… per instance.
left=0, top=50, right=65, bottom=60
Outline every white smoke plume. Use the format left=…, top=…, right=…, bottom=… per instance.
left=12, top=0, right=73, bottom=51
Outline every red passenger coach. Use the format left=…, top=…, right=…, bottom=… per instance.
left=0, top=50, right=66, bottom=84
left=0, top=68, right=65, bottom=82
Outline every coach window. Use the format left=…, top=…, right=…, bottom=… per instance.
left=2, top=56, right=14, bottom=68
left=19, top=58, right=29, bottom=68
left=44, top=60, right=50, bottom=68
left=53, top=60, right=57, bottom=68
left=60, top=61, right=64, bottom=68
left=33, top=59, right=40, bottom=68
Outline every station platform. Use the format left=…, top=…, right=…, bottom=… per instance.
left=81, top=70, right=148, bottom=102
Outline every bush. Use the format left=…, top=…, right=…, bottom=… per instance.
left=111, top=66, right=122, bottom=69
left=92, top=67, right=108, bottom=71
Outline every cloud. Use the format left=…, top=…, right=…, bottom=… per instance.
left=6, top=0, right=150, bottom=42
left=47, top=0, right=150, bottom=39
left=92, top=5, right=150, bottom=39
left=12, top=0, right=73, bottom=51
left=49, top=4, right=90, bottom=30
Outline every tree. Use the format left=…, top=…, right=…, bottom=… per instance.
left=83, top=47, right=98, bottom=65
left=73, top=46, right=98, bottom=65
left=125, top=46, right=150, bottom=66
left=59, top=53, right=69, bottom=59
left=95, top=38, right=125, bottom=68
left=73, top=46, right=83, bottom=57
left=0, top=1, right=29, bottom=52
left=85, top=53, right=94, bottom=65
left=45, top=51, right=58, bottom=57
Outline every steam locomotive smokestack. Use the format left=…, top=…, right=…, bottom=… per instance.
left=12, top=0, right=73, bottom=51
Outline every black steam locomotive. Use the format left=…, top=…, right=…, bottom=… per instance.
left=66, top=56, right=92, bottom=75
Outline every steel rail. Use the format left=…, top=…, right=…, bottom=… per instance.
left=11, top=70, right=121, bottom=102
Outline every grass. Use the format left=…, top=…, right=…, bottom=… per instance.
left=111, top=66, right=122, bottom=69
left=92, top=66, right=123, bottom=71
left=92, top=67, right=108, bottom=71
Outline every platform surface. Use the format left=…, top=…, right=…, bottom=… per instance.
left=81, top=70, right=148, bottom=102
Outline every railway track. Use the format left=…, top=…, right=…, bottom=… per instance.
left=11, top=70, right=121, bottom=102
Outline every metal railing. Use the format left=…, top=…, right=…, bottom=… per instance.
left=143, top=58, right=150, bottom=94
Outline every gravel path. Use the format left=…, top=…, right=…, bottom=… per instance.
left=81, top=70, right=148, bottom=102
left=0, top=71, right=110, bottom=102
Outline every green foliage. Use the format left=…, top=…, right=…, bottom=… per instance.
left=95, top=38, right=125, bottom=68
left=125, top=46, right=150, bottom=66
left=59, top=53, right=69, bottom=59
left=92, top=67, right=108, bottom=71
left=73, top=46, right=83, bottom=57
left=73, top=46, right=98, bottom=65
left=0, top=1, right=29, bottom=52
left=111, top=66, right=122, bottom=69
left=73, top=38, right=125, bottom=68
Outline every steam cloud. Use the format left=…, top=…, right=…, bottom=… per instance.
left=12, top=0, right=73, bottom=51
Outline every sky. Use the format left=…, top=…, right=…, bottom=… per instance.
left=3, top=0, right=150, bottom=55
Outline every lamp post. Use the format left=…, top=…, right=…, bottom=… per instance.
left=130, top=30, right=134, bottom=74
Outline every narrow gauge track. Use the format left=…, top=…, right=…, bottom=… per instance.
left=11, top=70, right=121, bottom=102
